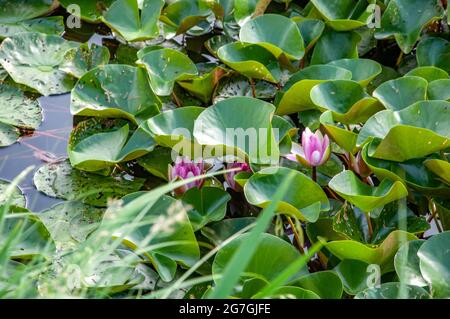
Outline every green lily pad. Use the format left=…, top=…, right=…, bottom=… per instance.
left=310, top=80, right=384, bottom=124
left=0, top=16, right=64, bottom=39
left=427, top=79, right=450, bottom=101
left=357, top=101, right=450, bottom=162
left=275, top=65, right=352, bottom=115
left=394, top=240, right=427, bottom=287
left=217, top=42, right=281, bottom=83
left=424, top=159, right=450, bottom=184
left=418, top=231, right=450, bottom=298
left=38, top=201, right=104, bottom=247
left=375, top=0, right=445, bottom=53
left=178, top=63, right=229, bottom=103
left=193, top=97, right=279, bottom=164
left=355, top=282, right=430, bottom=299
left=160, top=0, right=212, bottom=35
left=148, top=106, right=204, bottom=154
left=311, top=29, right=361, bottom=64
left=0, top=179, right=26, bottom=207
left=319, top=111, right=358, bottom=153
left=33, top=160, right=145, bottom=207
left=214, top=75, right=277, bottom=103
left=405, top=66, right=449, bottom=83
left=61, top=43, right=110, bottom=79
left=68, top=118, right=156, bottom=172
left=329, top=170, right=408, bottom=212
left=291, top=271, right=343, bottom=299
left=328, top=58, right=382, bottom=87
left=361, top=145, right=450, bottom=196
left=212, top=233, right=308, bottom=284
left=239, top=14, right=305, bottom=60
left=0, top=32, right=79, bottom=96
left=70, top=65, right=161, bottom=124
left=244, top=167, right=329, bottom=222
left=293, top=18, right=325, bottom=52
left=325, top=230, right=417, bottom=273
left=372, top=76, right=428, bottom=111
left=0, top=83, right=42, bottom=147
left=109, top=193, right=200, bottom=282
left=60, top=0, right=115, bottom=23
left=138, top=48, right=198, bottom=96
left=201, top=217, right=257, bottom=246
left=181, top=186, right=231, bottom=231
left=334, top=259, right=372, bottom=295
left=310, top=0, right=373, bottom=31
left=0, top=211, right=54, bottom=259
left=417, top=37, right=450, bottom=72
left=137, top=147, right=173, bottom=181
left=233, top=0, right=266, bottom=26
left=102, top=0, right=164, bottom=42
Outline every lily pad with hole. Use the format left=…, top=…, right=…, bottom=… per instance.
left=275, top=65, right=352, bottom=115
left=239, top=14, right=305, bottom=60
left=138, top=48, right=198, bottom=96
left=0, top=83, right=42, bottom=147
left=310, top=80, right=384, bottom=124
left=68, top=118, right=156, bottom=172
left=328, top=58, right=382, bottom=87
left=70, top=65, right=161, bottom=124
left=244, top=167, right=329, bottom=222
left=193, top=97, right=279, bottom=164
left=0, top=32, right=79, bottom=96
left=375, top=0, right=445, bottom=53
left=328, top=170, right=408, bottom=212
left=102, top=0, right=164, bottom=42
left=417, top=37, right=450, bottom=72
left=357, top=101, right=450, bottom=162
left=217, top=42, right=281, bottom=83
left=372, top=76, right=428, bottom=111
left=33, top=160, right=145, bottom=207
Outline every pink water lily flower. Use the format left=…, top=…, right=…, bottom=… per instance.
left=168, top=156, right=205, bottom=195
left=286, top=128, right=331, bottom=167
left=224, top=162, right=251, bottom=191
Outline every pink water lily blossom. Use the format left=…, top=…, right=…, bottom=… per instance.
left=224, top=162, right=252, bottom=191
left=168, top=156, right=205, bottom=195
left=286, top=128, right=331, bottom=167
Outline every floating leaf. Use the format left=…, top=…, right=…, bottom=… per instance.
left=61, top=43, right=110, bottom=79
left=427, top=79, right=450, bottom=101
left=372, top=76, right=428, bottom=111
left=217, top=42, right=281, bottom=83
left=0, top=32, right=79, bottom=96
left=212, top=233, right=308, bottom=284
left=357, top=101, right=450, bottom=162
left=71, top=65, right=161, bottom=124
left=181, top=186, right=231, bottom=231
left=311, top=29, right=361, bottom=65
left=138, top=48, right=198, bottom=96
left=418, top=231, right=450, bottom=298
left=60, top=0, right=115, bottom=23
left=38, top=201, right=104, bottom=246
left=310, top=80, right=384, bottom=124
left=417, top=37, right=450, bottom=72
left=329, top=170, right=408, bottom=212
left=102, top=0, right=164, bottom=42
left=291, top=271, right=343, bottom=299
left=355, top=282, right=430, bottom=299
left=33, top=160, right=145, bottom=207
left=405, top=66, right=449, bottom=83
left=137, top=147, right=173, bottom=181
left=334, top=259, right=371, bottom=295
left=68, top=118, right=156, bottom=172
left=319, top=111, right=358, bottom=153
left=275, top=65, right=352, bottom=115
left=376, top=0, right=445, bottom=53
left=0, top=179, right=26, bottom=207
left=244, top=167, right=329, bottom=222
left=193, top=97, right=279, bottom=164
left=110, top=193, right=200, bottom=282
left=328, top=58, right=382, bottom=87
left=0, top=16, right=64, bottom=39
left=424, top=159, right=450, bottom=184
left=0, top=83, right=42, bottom=147
left=214, top=75, right=277, bottom=103
left=294, top=18, right=325, bottom=51
left=394, top=240, right=427, bottom=287
left=325, top=230, right=417, bottom=273
left=201, top=217, right=256, bottom=246
left=239, top=14, right=305, bottom=60
left=160, top=0, right=212, bottom=35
